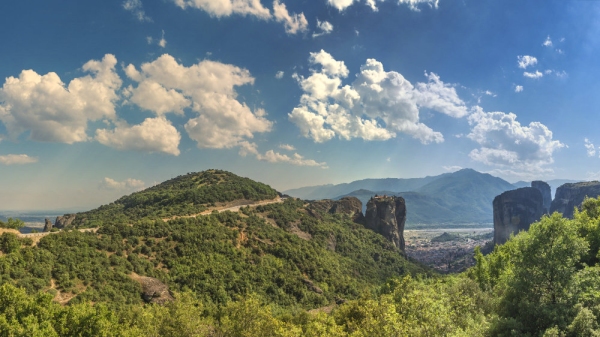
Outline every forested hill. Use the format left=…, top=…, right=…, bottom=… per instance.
left=70, top=170, right=278, bottom=227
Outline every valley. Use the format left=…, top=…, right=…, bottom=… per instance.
left=405, top=228, right=493, bottom=273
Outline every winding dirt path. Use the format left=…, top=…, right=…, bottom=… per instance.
left=161, top=197, right=284, bottom=222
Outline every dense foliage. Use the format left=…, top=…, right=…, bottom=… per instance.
left=0, top=197, right=428, bottom=313
left=4, top=170, right=600, bottom=336
left=71, top=170, right=278, bottom=227
left=0, top=218, right=24, bottom=230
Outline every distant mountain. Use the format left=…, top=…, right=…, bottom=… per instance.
left=512, top=179, right=581, bottom=198
left=283, top=175, right=444, bottom=200
left=334, top=169, right=516, bottom=226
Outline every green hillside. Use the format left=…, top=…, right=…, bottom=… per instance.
left=4, top=170, right=600, bottom=336
left=70, top=170, right=278, bottom=227
left=0, top=170, right=428, bottom=313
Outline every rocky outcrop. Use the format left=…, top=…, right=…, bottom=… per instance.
left=493, top=187, right=544, bottom=245
left=550, top=181, right=600, bottom=218
left=131, top=275, right=174, bottom=304
left=43, top=218, right=53, bottom=232
left=307, top=197, right=365, bottom=223
left=365, top=196, right=406, bottom=251
left=54, top=214, right=76, bottom=229
left=531, top=181, right=552, bottom=214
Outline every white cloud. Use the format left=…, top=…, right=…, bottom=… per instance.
left=123, top=0, right=152, bottom=21
left=467, top=107, right=564, bottom=174
left=124, top=81, right=190, bottom=115
left=238, top=141, right=327, bottom=168
left=259, top=150, right=328, bottom=168
left=523, top=70, right=543, bottom=79
left=100, top=177, right=145, bottom=191
left=515, top=85, right=523, bottom=93
left=415, top=72, right=469, bottom=118
left=275, top=71, right=284, bottom=79
left=327, top=0, right=438, bottom=11
left=585, top=138, right=597, bottom=157
left=0, top=54, right=121, bottom=144
left=517, top=55, right=538, bottom=69
left=172, top=0, right=271, bottom=19
left=442, top=165, right=462, bottom=172
left=273, top=0, right=308, bottom=34
left=313, top=20, right=334, bottom=38
left=279, top=143, right=295, bottom=151
left=0, top=154, right=38, bottom=165
left=159, top=30, right=167, bottom=48
left=289, top=50, right=467, bottom=144
left=543, top=36, right=553, bottom=47
left=96, top=117, right=181, bottom=156
left=124, top=54, right=272, bottom=149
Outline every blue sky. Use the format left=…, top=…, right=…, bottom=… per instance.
left=1, top=0, right=600, bottom=210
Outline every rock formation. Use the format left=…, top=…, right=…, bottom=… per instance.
left=364, top=196, right=406, bottom=251
left=493, top=187, right=544, bottom=245
left=54, top=214, right=76, bottom=229
left=131, top=275, right=174, bottom=304
left=43, top=218, right=53, bottom=232
left=307, top=197, right=365, bottom=223
left=550, top=181, right=600, bottom=218
left=531, top=180, right=552, bottom=214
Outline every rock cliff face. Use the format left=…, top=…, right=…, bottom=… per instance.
left=493, top=187, right=544, bottom=245
left=43, top=218, right=53, bottom=232
left=550, top=181, right=600, bottom=218
left=54, top=214, right=76, bottom=229
left=531, top=181, right=552, bottom=214
left=307, top=197, right=365, bottom=223
left=364, top=196, right=406, bottom=251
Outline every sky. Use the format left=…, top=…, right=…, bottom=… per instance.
left=1, top=0, right=600, bottom=210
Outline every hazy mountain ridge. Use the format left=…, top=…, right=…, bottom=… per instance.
left=283, top=175, right=445, bottom=200
left=326, top=169, right=519, bottom=226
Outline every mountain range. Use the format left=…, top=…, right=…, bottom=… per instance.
left=284, top=169, right=579, bottom=227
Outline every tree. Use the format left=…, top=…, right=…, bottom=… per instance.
left=493, top=213, right=589, bottom=335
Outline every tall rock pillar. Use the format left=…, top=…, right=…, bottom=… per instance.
left=493, top=187, right=544, bottom=245
left=531, top=180, right=552, bottom=214
left=365, top=196, right=406, bottom=251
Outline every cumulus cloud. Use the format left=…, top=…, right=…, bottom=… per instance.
left=96, top=117, right=182, bottom=156
left=123, top=0, right=152, bottom=21
left=259, top=150, right=328, bottom=168
left=238, top=141, right=327, bottom=168
left=0, top=54, right=121, bottom=144
left=273, top=0, right=308, bottom=34
left=517, top=55, right=538, bottom=69
left=100, top=177, right=145, bottom=191
left=467, top=107, right=564, bottom=174
left=289, top=50, right=468, bottom=144
left=543, top=36, right=553, bottom=47
left=0, top=154, right=38, bottom=165
left=275, top=71, right=284, bottom=79
left=515, top=85, right=523, bottom=93
left=523, top=70, right=543, bottom=79
left=585, top=138, right=597, bottom=157
left=313, top=20, right=334, bottom=38
left=279, top=144, right=295, bottom=151
left=442, top=165, right=462, bottom=172
left=124, top=54, right=272, bottom=149
left=172, top=0, right=271, bottom=19
left=328, top=0, right=438, bottom=11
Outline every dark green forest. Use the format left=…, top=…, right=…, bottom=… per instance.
left=1, top=170, right=600, bottom=336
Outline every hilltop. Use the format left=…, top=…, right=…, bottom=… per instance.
left=68, top=169, right=278, bottom=228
